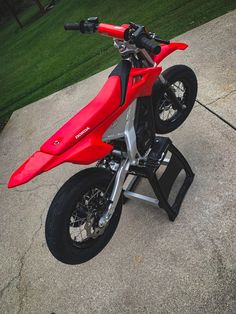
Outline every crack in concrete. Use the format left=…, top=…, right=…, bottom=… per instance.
left=208, top=237, right=225, bottom=281
left=0, top=275, right=19, bottom=299
left=196, top=89, right=236, bottom=131
left=17, top=203, right=48, bottom=314
left=0, top=184, right=59, bottom=313
left=16, top=182, right=60, bottom=313
left=205, top=89, right=236, bottom=107
left=15, top=183, right=59, bottom=193
left=0, top=211, right=45, bottom=311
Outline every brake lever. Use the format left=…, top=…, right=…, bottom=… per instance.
left=154, top=35, right=170, bottom=45
left=129, top=21, right=139, bottom=30
left=147, top=32, right=170, bottom=44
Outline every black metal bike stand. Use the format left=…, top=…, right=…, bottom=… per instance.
left=123, top=136, right=194, bottom=221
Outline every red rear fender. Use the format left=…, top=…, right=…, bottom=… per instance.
left=8, top=151, right=54, bottom=188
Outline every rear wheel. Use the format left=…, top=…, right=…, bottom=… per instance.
left=152, top=65, right=197, bottom=134
left=45, top=168, right=122, bottom=264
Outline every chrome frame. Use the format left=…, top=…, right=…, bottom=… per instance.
left=124, top=101, right=140, bottom=164
left=103, top=100, right=140, bottom=164
left=99, top=100, right=141, bottom=227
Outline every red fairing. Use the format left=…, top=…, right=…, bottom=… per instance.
left=98, top=23, right=129, bottom=40
left=8, top=65, right=162, bottom=188
left=153, top=42, right=188, bottom=65
left=40, top=76, right=121, bottom=155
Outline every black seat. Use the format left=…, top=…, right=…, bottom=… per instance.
left=109, top=60, right=132, bottom=106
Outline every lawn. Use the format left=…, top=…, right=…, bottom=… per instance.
left=0, top=0, right=235, bottom=127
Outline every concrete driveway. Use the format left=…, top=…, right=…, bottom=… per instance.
left=0, top=10, right=236, bottom=314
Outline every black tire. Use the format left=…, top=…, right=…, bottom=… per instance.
left=45, top=168, right=122, bottom=264
left=152, top=65, right=197, bottom=134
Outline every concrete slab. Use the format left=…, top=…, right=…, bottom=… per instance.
left=1, top=105, right=236, bottom=314
left=1, top=10, right=236, bottom=314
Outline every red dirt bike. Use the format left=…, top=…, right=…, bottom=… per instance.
left=8, top=18, right=197, bottom=264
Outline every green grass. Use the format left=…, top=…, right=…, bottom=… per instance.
left=0, top=0, right=235, bottom=126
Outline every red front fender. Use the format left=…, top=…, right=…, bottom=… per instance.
left=153, top=42, right=188, bottom=65
left=8, top=134, right=113, bottom=188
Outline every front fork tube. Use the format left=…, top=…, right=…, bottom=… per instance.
left=159, top=74, right=184, bottom=111
left=98, top=158, right=130, bottom=227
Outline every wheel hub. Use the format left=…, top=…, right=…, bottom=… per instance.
left=69, top=188, right=110, bottom=244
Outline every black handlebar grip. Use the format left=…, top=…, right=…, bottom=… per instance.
left=64, top=20, right=96, bottom=33
left=138, top=36, right=161, bottom=54
left=64, top=23, right=81, bottom=31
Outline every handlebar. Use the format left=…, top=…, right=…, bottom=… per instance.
left=64, top=17, right=170, bottom=54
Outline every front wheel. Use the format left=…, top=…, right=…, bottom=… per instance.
left=152, top=65, right=198, bottom=134
left=45, top=168, right=122, bottom=264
